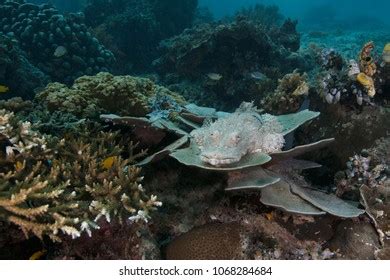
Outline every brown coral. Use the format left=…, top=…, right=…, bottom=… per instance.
left=359, top=41, right=377, bottom=77
left=165, top=222, right=245, bottom=260
left=261, top=70, right=309, bottom=114
left=36, top=72, right=184, bottom=119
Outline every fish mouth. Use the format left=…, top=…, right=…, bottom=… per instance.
left=200, top=154, right=241, bottom=167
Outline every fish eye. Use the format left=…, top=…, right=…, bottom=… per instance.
left=231, top=134, right=240, bottom=141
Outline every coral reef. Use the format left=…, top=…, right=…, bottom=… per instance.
left=36, top=72, right=185, bottom=119
left=0, top=0, right=115, bottom=84
left=142, top=163, right=347, bottom=260
left=0, top=1, right=389, bottom=261
left=0, top=110, right=160, bottom=242
left=154, top=17, right=303, bottom=110
left=84, top=0, right=198, bottom=72
left=166, top=222, right=245, bottom=260
left=296, top=104, right=390, bottom=171
left=30, top=0, right=87, bottom=13
left=0, top=34, right=49, bottom=99
left=334, top=137, right=389, bottom=259
left=235, top=4, right=284, bottom=29
left=262, top=70, right=309, bottom=114
left=314, top=41, right=389, bottom=106
left=54, top=220, right=159, bottom=260
left=166, top=103, right=363, bottom=218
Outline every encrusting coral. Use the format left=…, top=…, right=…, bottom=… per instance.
left=36, top=72, right=185, bottom=119
left=0, top=109, right=161, bottom=242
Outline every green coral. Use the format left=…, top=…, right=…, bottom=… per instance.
left=36, top=72, right=185, bottom=119
left=0, top=109, right=161, bottom=242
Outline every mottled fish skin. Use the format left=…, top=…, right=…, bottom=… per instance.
left=191, top=103, right=285, bottom=167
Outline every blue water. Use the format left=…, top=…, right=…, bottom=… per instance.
left=200, top=0, right=390, bottom=28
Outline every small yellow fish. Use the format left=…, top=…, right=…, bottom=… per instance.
left=0, top=85, right=9, bottom=93
left=29, top=249, right=47, bottom=260
left=265, top=212, right=274, bottom=221
left=15, top=161, right=24, bottom=171
left=102, top=156, right=118, bottom=169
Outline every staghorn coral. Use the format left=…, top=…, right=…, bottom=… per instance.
left=36, top=72, right=185, bottom=119
left=262, top=70, right=309, bottom=114
left=0, top=110, right=161, bottom=241
left=0, top=109, right=47, bottom=157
